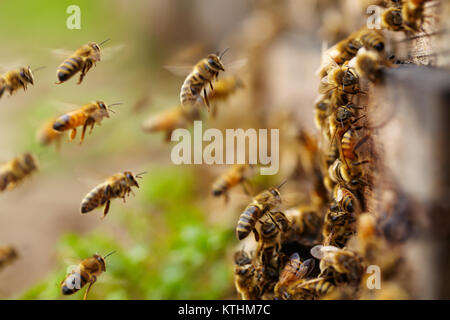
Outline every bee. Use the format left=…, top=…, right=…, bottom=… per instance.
left=322, top=206, right=357, bottom=247
left=36, top=117, right=63, bottom=149
left=358, top=28, right=385, bottom=52
left=61, top=251, right=115, bottom=300
left=0, top=66, right=34, bottom=99
left=319, top=64, right=361, bottom=96
left=289, top=277, right=335, bottom=300
left=274, top=253, right=315, bottom=300
left=234, top=250, right=260, bottom=300
left=328, top=158, right=369, bottom=191
left=315, top=246, right=364, bottom=285
left=55, top=39, right=110, bottom=85
left=52, top=101, right=121, bottom=145
left=141, top=105, right=201, bottom=142
left=255, top=212, right=289, bottom=265
left=180, top=49, right=228, bottom=110
left=333, top=32, right=363, bottom=65
left=0, top=245, right=18, bottom=270
left=314, top=96, right=332, bottom=131
left=381, top=7, right=404, bottom=31
left=211, top=164, right=253, bottom=202
left=332, top=184, right=361, bottom=215
left=349, top=48, right=383, bottom=82
left=0, top=153, right=38, bottom=192
left=402, top=0, right=429, bottom=32
left=207, top=75, right=243, bottom=116
left=80, top=171, right=145, bottom=219
left=236, top=181, right=287, bottom=241
left=285, top=206, right=322, bottom=244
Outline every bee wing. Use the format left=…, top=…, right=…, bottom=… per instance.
left=0, top=150, right=18, bottom=163
left=223, top=58, right=248, bottom=72
left=0, top=59, right=29, bottom=73
left=164, top=65, right=194, bottom=77
left=101, top=44, right=125, bottom=62
left=296, top=258, right=316, bottom=279
left=310, top=244, right=340, bottom=260
left=49, top=48, right=74, bottom=60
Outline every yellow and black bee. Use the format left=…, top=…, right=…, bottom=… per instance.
left=0, top=153, right=38, bottom=192
left=0, top=245, right=18, bottom=271
left=211, top=164, right=253, bottom=202
left=52, top=101, right=121, bottom=144
left=234, top=250, right=260, bottom=300
left=61, top=251, right=115, bottom=300
left=55, top=39, right=109, bottom=85
left=80, top=171, right=144, bottom=219
left=236, top=181, right=286, bottom=241
left=0, top=66, right=34, bottom=99
left=180, top=50, right=228, bottom=110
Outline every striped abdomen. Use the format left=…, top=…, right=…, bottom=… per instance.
left=309, top=280, right=334, bottom=297
left=57, top=55, right=83, bottom=83
left=341, top=129, right=357, bottom=161
left=212, top=173, right=241, bottom=196
left=180, top=72, right=205, bottom=106
left=81, top=183, right=109, bottom=214
left=0, top=170, right=14, bottom=192
left=53, top=110, right=87, bottom=132
left=236, top=203, right=264, bottom=240
left=61, top=269, right=90, bottom=295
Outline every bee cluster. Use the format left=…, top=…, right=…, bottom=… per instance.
left=0, top=0, right=447, bottom=300
left=232, top=0, right=445, bottom=300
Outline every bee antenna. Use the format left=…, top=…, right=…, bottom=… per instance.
left=99, top=38, right=111, bottom=47
left=104, top=250, right=117, bottom=259
left=108, top=102, right=124, bottom=108
left=136, top=171, right=147, bottom=179
left=32, top=66, right=46, bottom=73
left=219, top=47, right=230, bottom=59
left=277, top=180, right=288, bottom=190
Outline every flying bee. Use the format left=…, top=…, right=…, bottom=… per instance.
left=358, top=28, right=385, bottom=52
left=236, top=181, right=287, bottom=241
left=274, top=253, right=315, bottom=300
left=141, top=104, right=201, bottom=142
left=319, top=64, right=361, bottom=96
left=381, top=7, right=404, bottom=31
left=80, top=171, right=145, bottom=219
left=234, top=250, right=260, bottom=300
left=0, top=153, right=38, bottom=192
left=55, top=39, right=110, bottom=85
left=52, top=101, right=122, bottom=145
left=207, top=75, right=243, bottom=117
left=314, top=246, right=364, bottom=285
left=36, top=117, right=63, bottom=149
left=0, top=245, right=18, bottom=270
left=402, top=0, right=430, bottom=32
left=179, top=49, right=228, bottom=110
left=0, top=66, right=35, bottom=99
left=61, top=251, right=115, bottom=300
left=211, top=164, right=254, bottom=202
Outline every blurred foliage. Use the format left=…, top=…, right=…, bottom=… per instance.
left=21, top=166, right=235, bottom=300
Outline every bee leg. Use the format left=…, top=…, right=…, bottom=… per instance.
left=223, top=192, right=229, bottom=204
left=252, top=228, right=260, bottom=242
left=267, top=212, right=282, bottom=231
left=165, top=130, right=173, bottom=142
left=101, top=201, right=111, bottom=220
left=70, top=128, right=77, bottom=142
left=203, top=88, right=210, bottom=111
left=80, top=119, right=91, bottom=145
left=209, top=81, right=214, bottom=91
left=241, top=181, right=253, bottom=196
left=83, top=276, right=97, bottom=300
